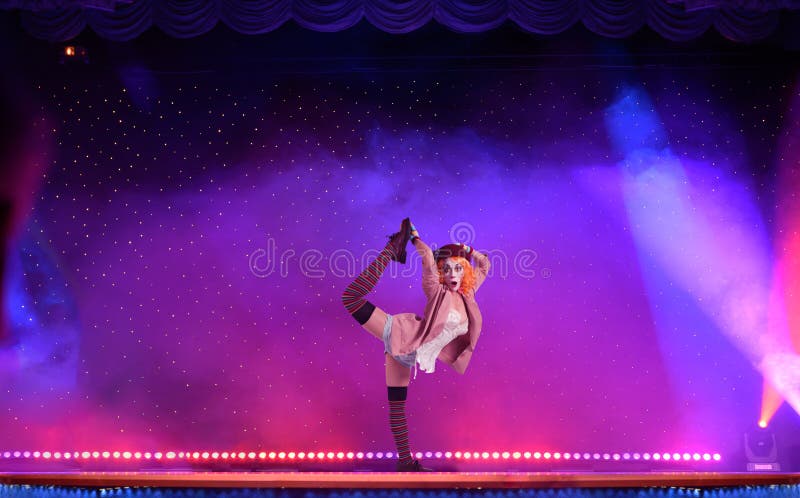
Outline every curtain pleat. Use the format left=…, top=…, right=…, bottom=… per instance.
left=510, top=0, right=581, bottom=35
left=582, top=0, right=644, bottom=39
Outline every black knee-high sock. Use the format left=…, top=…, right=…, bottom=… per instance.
left=388, top=386, right=413, bottom=464
left=341, top=243, right=394, bottom=324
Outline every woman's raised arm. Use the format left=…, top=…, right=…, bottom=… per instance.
left=413, top=238, right=441, bottom=300
left=464, top=244, right=490, bottom=293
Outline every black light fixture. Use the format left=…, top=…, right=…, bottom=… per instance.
left=744, top=425, right=780, bottom=471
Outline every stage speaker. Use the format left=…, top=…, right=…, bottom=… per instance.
left=744, top=428, right=780, bottom=471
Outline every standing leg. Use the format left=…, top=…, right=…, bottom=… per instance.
left=386, top=353, right=411, bottom=387
left=386, top=355, right=413, bottom=467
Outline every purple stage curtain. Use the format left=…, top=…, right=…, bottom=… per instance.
left=17, top=0, right=785, bottom=41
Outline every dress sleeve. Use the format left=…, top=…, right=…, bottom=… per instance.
left=413, top=238, right=440, bottom=300
left=471, top=248, right=490, bottom=293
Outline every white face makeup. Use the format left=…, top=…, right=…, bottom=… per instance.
left=441, top=257, right=464, bottom=292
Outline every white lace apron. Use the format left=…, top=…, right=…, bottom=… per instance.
left=414, top=309, right=468, bottom=377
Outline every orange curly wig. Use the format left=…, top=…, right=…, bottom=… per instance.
left=437, top=256, right=476, bottom=295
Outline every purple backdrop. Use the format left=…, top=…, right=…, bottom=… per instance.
left=1, top=63, right=797, bottom=464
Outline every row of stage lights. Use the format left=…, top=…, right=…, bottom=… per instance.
left=1, top=450, right=722, bottom=462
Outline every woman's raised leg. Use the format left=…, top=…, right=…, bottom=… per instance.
left=340, top=219, right=424, bottom=470
left=341, top=224, right=408, bottom=327
left=357, top=305, right=385, bottom=340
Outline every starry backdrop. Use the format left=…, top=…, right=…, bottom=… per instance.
left=1, top=31, right=799, bottom=464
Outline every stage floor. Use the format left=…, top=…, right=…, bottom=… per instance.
left=1, top=471, right=800, bottom=489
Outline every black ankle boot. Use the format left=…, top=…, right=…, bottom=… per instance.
left=386, top=217, right=411, bottom=264
left=396, top=458, right=434, bottom=472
